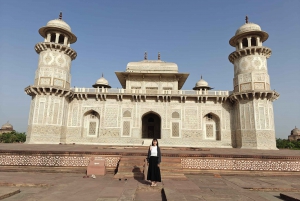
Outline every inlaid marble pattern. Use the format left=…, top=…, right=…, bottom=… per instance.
left=0, top=155, right=120, bottom=167
left=181, top=158, right=300, bottom=172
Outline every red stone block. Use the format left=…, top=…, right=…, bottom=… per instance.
left=87, top=156, right=106, bottom=176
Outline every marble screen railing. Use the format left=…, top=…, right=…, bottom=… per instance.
left=71, top=88, right=231, bottom=96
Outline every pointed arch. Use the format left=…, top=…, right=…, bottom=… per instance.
left=123, top=110, right=131, bottom=117
left=203, top=112, right=221, bottom=140
left=82, top=110, right=100, bottom=137
left=141, top=111, right=161, bottom=139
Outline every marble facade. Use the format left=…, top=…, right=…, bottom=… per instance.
left=24, top=14, right=280, bottom=149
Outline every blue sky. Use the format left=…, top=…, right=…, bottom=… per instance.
left=0, top=0, right=299, bottom=139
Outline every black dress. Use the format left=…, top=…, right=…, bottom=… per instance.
left=147, top=147, right=161, bottom=182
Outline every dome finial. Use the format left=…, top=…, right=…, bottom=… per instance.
left=102, top=73, right=103, bottom=77
left=158, top=52, right=161, bottom=60
left=144, top=51, right=147, bottom=60
left=201, top=75, right=202, bottom=79
left=59, top=12, right=62, bottom=20
left=245, top=15, right=248, bottom=23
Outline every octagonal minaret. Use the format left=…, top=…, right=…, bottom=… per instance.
left=25, top=13, right=77, bottom=144
left=228, top=16, right=279, bottom=149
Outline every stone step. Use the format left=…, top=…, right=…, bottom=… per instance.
left=119, top=157, right=146, bottom=160
left=161, top=158, right=182, bottom=162
left=120, top=161, right=181, bottom=166
left=113, top=172, right=144, bottom=179
left=118, top=168, right=143, bottom=172
left=119, top=161, right=145, bottom=167
left=119, top=165, right=182, bottom=171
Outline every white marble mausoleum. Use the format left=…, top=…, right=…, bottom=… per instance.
left=25, top=14, right=280, bottom=149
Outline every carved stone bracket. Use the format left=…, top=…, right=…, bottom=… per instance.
left=24, top=85, right=74, bottom=98
left=35, top=42, right=77, bottom=60
left=228, top=46, right=272, bottom=64
left=71, top=90, right=231, bottom=104
left=229, top=90, right=280, bottom=102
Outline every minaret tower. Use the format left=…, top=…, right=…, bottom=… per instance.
left=228, top=16, right=279, bottom=149
left=25, top=13, right=77, bottom=144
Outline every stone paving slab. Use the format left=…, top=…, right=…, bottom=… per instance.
left=0, top=187, right=20, bottom=200
left=280, top=192, right=300, bottom=200
left=1, top=171, right=300, bottom=200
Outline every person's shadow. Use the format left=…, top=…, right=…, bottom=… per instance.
left=132, top=158, right=150, bottom=184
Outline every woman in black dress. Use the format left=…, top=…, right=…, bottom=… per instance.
left=147, top=138, right=161, bottom=186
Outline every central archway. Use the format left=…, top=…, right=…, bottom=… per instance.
left=142, top=112, right=161, bottom=139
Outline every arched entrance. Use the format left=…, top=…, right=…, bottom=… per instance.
left=142, top=112, right=161, bottom=139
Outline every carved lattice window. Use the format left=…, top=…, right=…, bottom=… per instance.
left=123, top=110, right=131, bottom=118
left=172, top=112, right=180, bottom=119
left=123, top=121, right=130, bottom=136
left=89, top=122, right=96, bottom=135
left=206, top=124, right=214, bottom=138
left=172, top=122, right=179, bottom=137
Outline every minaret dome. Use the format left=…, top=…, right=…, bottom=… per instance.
left=38, top=12, right=77, bottom=46
left=229, top=16, right=268, bottom=51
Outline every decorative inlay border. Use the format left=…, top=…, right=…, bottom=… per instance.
left=0, top=150, right=299, bottom=160
left=0, top=155, right=120, bottom=168
left=181, top=158, right=300, bottom=172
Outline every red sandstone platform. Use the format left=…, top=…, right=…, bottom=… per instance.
left=0, top=144, right=299, bottom=159
left=0, top=144, right=299, bottom=175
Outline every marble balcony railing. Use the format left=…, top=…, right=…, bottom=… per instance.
left=71, top=88, right=231, bottom=96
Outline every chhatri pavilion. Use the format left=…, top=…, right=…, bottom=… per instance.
left=24, top=14, right=280, bottom=149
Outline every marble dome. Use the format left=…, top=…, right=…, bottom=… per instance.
left=38, top=13, right=77, bottom=43
left=1, top=122, right=13, bottom=130
left=93, top=75, right=111, bottom=88
left=291, top=127, right=300, bottom=136
left=235, top=23, right=261, bottom=36
left=195, top=78, right=208, bottom=87
left=46, top=19, right=72, bottom=32
left=229, top=20, right=269, bottom=47
left=193, top=76, right=213, bottom=90
left=95, top=77, right=109, bottom=86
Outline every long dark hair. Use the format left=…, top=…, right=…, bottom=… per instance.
left=151, top=138, right=159, bottom=146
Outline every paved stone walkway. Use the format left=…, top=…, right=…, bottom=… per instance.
left=0, top=172, right=300, bottom=200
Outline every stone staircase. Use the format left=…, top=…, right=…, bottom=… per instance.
left=114, top=156, right=145, bottom=179
left=114, top=156, right=186, bottom=180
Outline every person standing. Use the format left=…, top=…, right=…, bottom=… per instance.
left=147, top=138, right=161, bottom=186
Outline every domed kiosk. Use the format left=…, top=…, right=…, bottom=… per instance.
left=193, top=76, right=213, bottom=91
left=229, top=16, right=268, bottom=49
left=0, top=122, right=14, bottom=134
left=38, top=12, right=77, bottom=45
left=288, top=126, right=300, bottom=141
left=92, top=74, right=111, bottom=88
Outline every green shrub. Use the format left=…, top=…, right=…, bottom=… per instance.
left=0, top=131, right=26, bottom=143
left=276, top=138, right=300, bottom=150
